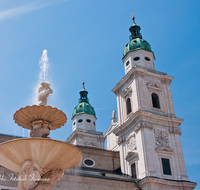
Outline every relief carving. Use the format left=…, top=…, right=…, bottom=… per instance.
left=135, top=72, right=144, bottom=78
left=84, top=142, right=97, bottom=147
left=169, top=127, right=181, bottom=135
left=146, top=82, right=162, bottom=91
left=117, top=136, right=126, bottom=145
left=161, top=79, right=171, bottom=85
left=154, top=130, right=169, bottom=146
left=121, top=87, right=132, bottom=101
left=127, top=134, right=136, bottom=150
left=134, top=122, right=153, bottom=133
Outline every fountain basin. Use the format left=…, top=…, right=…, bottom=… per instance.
left=13, top=105, right=67, bottom=130
left=0, top=138, right=82, bottom=173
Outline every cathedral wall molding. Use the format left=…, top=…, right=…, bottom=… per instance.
left=112, top=66, right=173, bottom=95
left=146, top=82, right=162, bottom=91
left=169, top=127, right=182, bottom=135
left=134, top=122, right=153, bottom=133
left=125, top=152, right=138, bottom=164
left=155, top=145, right=174, bottom=155
left=121, top=86, right=132, bottom=101
left=117, top=136, right=126, bottom=145
left=113, top=110, right=183, bottom=136
left=138, top=176, right=197, bottom=189
left=161, top=78, right=172, bottom=85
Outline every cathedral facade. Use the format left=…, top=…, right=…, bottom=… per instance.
left=0, top=16, right=197, bottom=190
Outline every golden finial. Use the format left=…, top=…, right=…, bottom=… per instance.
left=82, top=79, right=85, bottom=86
left=132, top=12, right=135, bottom=21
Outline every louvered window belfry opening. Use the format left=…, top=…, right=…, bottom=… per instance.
left=152, top=93, right=160, bottom=109
left=126, top=98, right=132, bottom=115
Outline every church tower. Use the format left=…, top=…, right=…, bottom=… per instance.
left=106, top=15, right=196, bottom=189
left=67, top=82, right=105, bottom=149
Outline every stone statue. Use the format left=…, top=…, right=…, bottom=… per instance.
left=111, top=109, right=117, bottom=123
left=34, top=170, right=63, bottom=190
left=17, top=160, right=64, bottom=190
left=17, top=160, right=42, bottom=190
left=30, top=120, right=51, bottom=138
left=38, top=82, right=53, bottom=106
left=112, top=109, right=116, bottom=119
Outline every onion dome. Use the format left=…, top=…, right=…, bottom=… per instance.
left=123, top=14, right=152, bottom=57
left=72, top=82, right=96, bottom=119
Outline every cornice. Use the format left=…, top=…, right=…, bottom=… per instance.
left=138, top=176, right=197, bottom=188
left=112, top=65, right=173, bottom=95
left=66, top=130, right=106, bottom=143
left=113, top=110, right=183, bottom=136
left=169, top=126, right=182, bottom=135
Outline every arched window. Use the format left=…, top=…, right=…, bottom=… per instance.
left=126, top=98, right=132, bottom=115
left=152, top=93, right=160, bottom=109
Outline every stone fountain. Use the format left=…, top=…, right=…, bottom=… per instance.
left=0, top=82, right=82, bottom=190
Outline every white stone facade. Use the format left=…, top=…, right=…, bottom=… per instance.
left=67, top=113, right=105, bottom=149
left=105, top=48, right=196, bottom=189
left=123, top=49, right=155, bottom=74
left=72, top=113, right=96, bottom=132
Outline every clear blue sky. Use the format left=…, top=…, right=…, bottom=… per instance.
left=0, top=0, right=199, bottom=188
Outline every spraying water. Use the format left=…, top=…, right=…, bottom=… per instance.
left=39, top=49, right=49, bottom=81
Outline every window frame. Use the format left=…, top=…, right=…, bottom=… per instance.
left=161, top=158, right=172, bottom=176
left=151, top=93, right=161, bottom=109
left=126, top=97, right=132, bottom=116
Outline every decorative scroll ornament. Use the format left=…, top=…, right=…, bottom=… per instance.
left=169, top=127, right=181, bottom=135
left=122, top=87, right=132, bottom=101
left=155, top=130, right=169, bottom=146
left=160, top=79, right=171, bottom=85
left=84, top=142, right=97, bottom=147
left=134, top=122, right=153, bottom=133
left=117, top=136, right=126, bottom=145
left=146, top=82, right=162, bottom=91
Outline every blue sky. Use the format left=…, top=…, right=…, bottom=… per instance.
left=0, top=0, right=199, bottom=188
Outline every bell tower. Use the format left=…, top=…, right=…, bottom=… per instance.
left=123, top=14, right=155, bottom=74
left=106, top=15, right=196, bottom=190
left=67, top=82, right=105, bottom=149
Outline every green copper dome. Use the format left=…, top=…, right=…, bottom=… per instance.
left=72, top=83, right=96, bottom=118
left=123, top=16, right=152, bottom=57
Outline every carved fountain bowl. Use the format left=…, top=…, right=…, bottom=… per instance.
left=0, top=138, right=82, bottom=173
left=13, top=105, right=67, bottom=130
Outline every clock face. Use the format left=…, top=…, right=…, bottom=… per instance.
left=128, top=137, right=136, bottom=150
left=155, top=131, right=168, bottom=146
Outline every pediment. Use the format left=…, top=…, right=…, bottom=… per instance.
left=156, top=146, right=173, bottom=154
left=125, top=152, right=138, bottom=162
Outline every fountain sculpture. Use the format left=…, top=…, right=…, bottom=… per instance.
left=0, top=81, right=82, bottom=190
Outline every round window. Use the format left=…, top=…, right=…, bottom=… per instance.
left=86, top=119, right=91, bottom=123
left=126, top=61, right=130, bottom=66
left=133, top=57, right=140, bottom=61
left=83, top=159, right=95, bottom=167
left=78, top=119, right=83, bottom=123
left=145, top=57, right=150, bottom=61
